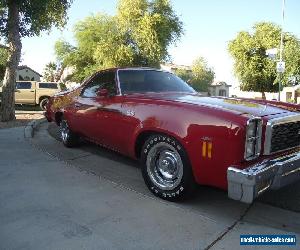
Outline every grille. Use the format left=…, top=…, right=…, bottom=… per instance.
left=271, top=121, right=300, bottom=153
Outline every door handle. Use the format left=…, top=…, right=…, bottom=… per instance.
left=74, top=103, right=82, bottom=108
left=30, top=90, right=34, bottom=92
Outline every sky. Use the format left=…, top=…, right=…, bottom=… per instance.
left=20, top=0, right=300, bottom=88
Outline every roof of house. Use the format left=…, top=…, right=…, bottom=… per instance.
left=17, top=65, right=42, bottom=77
left=161, top=63, right=192, bottom=71
left=210, top=81, right=232, bottom=87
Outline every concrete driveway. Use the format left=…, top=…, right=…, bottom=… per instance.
left=0, top=121, right=299, bottom=250
left=47, top=122, right=300, bottom=213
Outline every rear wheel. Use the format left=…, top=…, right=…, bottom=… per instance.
left=60, top=117, right=79, bottom=147
left=141, top=134, right=195, bottom=201
left=39, top=97, right=49, bottom=110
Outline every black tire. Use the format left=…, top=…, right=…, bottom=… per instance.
left=141, top=134, right=196, bottom=201
left=39, top=98, right=49, bottom=111
left=60, top=116, right=80, bottom=147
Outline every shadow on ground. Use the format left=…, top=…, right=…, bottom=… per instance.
left=47, top=122, right=300, bottom=213
left=0, top=104, right=42, bottom=111
left=15, top=105, right=42, bottom=111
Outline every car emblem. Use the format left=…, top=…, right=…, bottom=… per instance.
left=126, top=110, right=135, bottom=117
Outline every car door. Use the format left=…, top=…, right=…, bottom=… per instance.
left=15, top=81, right=35, bottom=104
left=86, top=71, right=126, bottom=150
left=68, top=70, right=135, bottom=155
left=68, top=74, right=105, bottom=140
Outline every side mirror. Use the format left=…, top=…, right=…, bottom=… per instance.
left=97, top=88, right=109, bottom=97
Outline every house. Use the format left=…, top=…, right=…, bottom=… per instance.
left=17, top=65, right=42, bottom=81
left=228, top=84, right=300, bottom=104
left=208, top=81, right=231, bottom=97
left=160, top=63, right=192, bottom=72
left=281, top=85, right=300, bottom=104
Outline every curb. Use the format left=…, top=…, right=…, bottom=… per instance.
left=24, top=118, right=47, bottom=138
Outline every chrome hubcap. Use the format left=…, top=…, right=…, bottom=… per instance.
left=146, top=142, right=183, bottom=190
left=60, top=120, right=69, bottom=142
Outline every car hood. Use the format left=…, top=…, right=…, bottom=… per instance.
left=130, top=93, right=291, bottom=117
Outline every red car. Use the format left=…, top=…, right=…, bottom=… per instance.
left=45, top=68, right=300, bottom=203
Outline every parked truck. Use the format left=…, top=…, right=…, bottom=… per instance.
left=0, top=81, right=61, bottom=110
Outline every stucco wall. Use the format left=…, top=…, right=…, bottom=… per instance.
left=209, top=86, right=230, bottom=97
left=17, top=68, right=41, bottom=81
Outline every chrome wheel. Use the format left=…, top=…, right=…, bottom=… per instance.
left=59, top=116, right=79, bottom=148
left=60, top=120, right=69, bottom=143
left=146, top=142, right=183, bottom=190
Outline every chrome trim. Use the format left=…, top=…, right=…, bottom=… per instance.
left=60, top=120, right=69, bottom=143
left=244, top=117, right=262, bottom=161
left=264, top=113, right=300, bottom=155
left=257, top=183, right=271, bottom=195
left=228, top=150, right=300, bottom=203
left=282, top=167, right=300, bottom=177
left=117, top=67, right=166, bottom=72
left=116, top=69, right=122, bottom=96
left=146, top=142, right=184, bottom=190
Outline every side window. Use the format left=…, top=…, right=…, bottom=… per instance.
left=39, top=83, right=58, bottom=89
left=81, top=71, right=116, bottom=98
left=81, top=74, right=103, bottom=98
left=81, top=82, right=101, bottom=98
left=16, top=82, right=32, bottom=89
left=101, top=71, right=117, bottom=95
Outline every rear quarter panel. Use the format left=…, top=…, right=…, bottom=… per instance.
left=46, top=88, right=82, bottom=123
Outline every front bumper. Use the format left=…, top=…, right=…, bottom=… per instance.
left=227, top=151, right=300, bottom=203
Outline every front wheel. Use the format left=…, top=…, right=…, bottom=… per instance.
left=141, top=134, right=196, bottom=201
left=60, top=117, right=79, bottom=147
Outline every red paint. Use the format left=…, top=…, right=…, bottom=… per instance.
left=45, top=68, right=300, bottom=191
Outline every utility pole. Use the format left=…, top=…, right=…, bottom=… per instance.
left=277, top=0, right=286, bottom=101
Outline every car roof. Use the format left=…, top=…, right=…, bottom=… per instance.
left=100, top=67, right=168, bottom=73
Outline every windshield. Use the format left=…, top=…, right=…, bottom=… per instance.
left=118, top=69, right=195, bottom=94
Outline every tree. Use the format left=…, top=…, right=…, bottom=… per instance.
left=174, top=57, right=215, bottom=92
left=190, top=57, right=215, bottom=92
left=42, top=62, right=57, bottom=82
left=0, top=0, right=73, bottom=121
left=55, top=0, right=183, bottom=82
left=228, top=22, right=300, bottom=98
left=174, top=68, right=192, bottom=82
left=0, top=47, right=8, bottom=80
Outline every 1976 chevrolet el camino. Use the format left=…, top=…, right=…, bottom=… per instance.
left=45, top=68, right=300, bottom=203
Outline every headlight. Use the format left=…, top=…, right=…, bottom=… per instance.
left=244, top=118, right=262, bottom=160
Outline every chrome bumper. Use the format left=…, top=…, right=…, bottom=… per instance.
left=227, top=151, right=300, bottom=203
